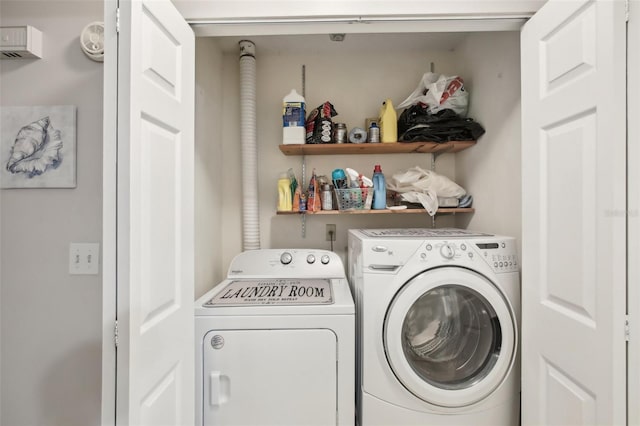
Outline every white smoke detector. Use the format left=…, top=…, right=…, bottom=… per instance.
left=80, top=21, right=104, bottom=62
left=0, top=26, right=43, bottom=59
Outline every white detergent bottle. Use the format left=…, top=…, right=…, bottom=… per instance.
left=282, top=89, right=306, bottom=145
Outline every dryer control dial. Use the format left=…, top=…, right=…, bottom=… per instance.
left=440, top=243, right=455, bottom=259
left=280, top=252, right=293, bottom=265
left=306, top=254, right=316, bottom=264
left=320, top=254, right=330, bottom=265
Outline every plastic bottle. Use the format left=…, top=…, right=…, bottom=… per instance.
left=321, top=184, right=333, bottom=210
left=379, top=99, right=397, bottom=143
left=282, top=89, right=306, bottom=145
left=372, top=165, right=387, bottom=210
left=307, top=169, right=320, bottom=212
left=277, top=172, right=292, bottom=211
left=368, top=122, right=380, bottom=143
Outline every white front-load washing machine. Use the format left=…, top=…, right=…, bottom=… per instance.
left=195, top=249, right=355, bottom=426
left=348, top=228, right=520, bottom=426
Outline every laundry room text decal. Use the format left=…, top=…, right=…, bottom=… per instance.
left=205, top=279, right=334, bottom=306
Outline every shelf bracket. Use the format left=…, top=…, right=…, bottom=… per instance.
left=301, top=214, right=306, bottom=238
left=300, top=63, right=307, bottom=239
left=301, top=154, right=306, bottom=238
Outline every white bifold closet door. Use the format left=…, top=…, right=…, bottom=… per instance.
left=521, top=0, right=626, bottom=424
left=110, top=0, right=195, bottom=424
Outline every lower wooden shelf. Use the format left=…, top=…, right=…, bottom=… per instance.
left=276, top=208, right=474, bottom=215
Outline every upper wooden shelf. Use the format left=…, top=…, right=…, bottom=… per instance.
left=278, top=140, right=476, bottom=156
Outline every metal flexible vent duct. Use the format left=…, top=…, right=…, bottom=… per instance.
left=239, top=40, right=260, bottom=250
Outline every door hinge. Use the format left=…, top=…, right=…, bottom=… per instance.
left=625, top=315, right=630, bottom=342
left=116, top=8, right=120, bottom=33
left=114, top=320, right=119, bottom=348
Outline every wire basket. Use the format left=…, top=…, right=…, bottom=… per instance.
left=334, top=188, right=373, bottom=211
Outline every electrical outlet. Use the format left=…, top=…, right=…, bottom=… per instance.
left=69, top=243, right=100, bottom=275
left=326, top=224, right=336, bottom=241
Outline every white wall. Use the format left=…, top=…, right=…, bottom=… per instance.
left=197, top=32, right=522, bottom=276
left=211, top=36, right=463, bottom=272
left=194, top=38, right=225, bottom=297
left=0, top=2, right=103, bottom=425
left=455, top=31, right=522, bottom=249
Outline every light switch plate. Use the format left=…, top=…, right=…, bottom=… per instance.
left=69, top=243, right=100, bottom=275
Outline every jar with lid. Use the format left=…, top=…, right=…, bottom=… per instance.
left=333, top=123, right=347, bottom=144
left=321, top=184, right=333, bottom=210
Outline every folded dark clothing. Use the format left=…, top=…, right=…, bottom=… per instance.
left=398, top=104, right=485, bottom=142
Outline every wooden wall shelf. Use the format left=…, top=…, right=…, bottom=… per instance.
left=276, top=208, right=474, bottom=216
left=278, top=141, right=476, bottom=156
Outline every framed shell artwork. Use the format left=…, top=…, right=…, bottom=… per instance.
left=1, top=105, right=77, bottom=188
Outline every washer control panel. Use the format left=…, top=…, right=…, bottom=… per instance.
left=472, top=240, right=519, bottom=273
left=417, top=239, right=518, bottom=273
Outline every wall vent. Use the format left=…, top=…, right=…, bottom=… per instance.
left=0, top=26, right=43, bottom=59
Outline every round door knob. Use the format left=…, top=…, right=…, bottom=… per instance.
left=440, top=244, right=455, bottom=259
left=280, top=252, right=293, bottom=265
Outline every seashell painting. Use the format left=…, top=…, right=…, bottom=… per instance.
left=6, top=116, right=63, bottom=177
left=1, top=105, right=76, bottom=188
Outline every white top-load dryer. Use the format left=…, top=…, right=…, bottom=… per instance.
left=195, top=249, right=355, bottom=426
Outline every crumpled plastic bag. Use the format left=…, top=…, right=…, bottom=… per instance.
left=397, top=72, right=469, bottom=117
left=387, top=166, right=467, bottom=216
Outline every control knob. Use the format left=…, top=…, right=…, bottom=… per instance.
left=280, top=252, right=293, bottom=265
left=321, top=255, right=330, bottom=265
left=440, top=244, right=455, bottom=259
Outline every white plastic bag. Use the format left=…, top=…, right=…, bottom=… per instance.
left=387, top=166, right=467, bottom=216
left=397, top=72, right=469, bottom=117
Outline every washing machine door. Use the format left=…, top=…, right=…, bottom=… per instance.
left=384, top=266, right=516, bottom=408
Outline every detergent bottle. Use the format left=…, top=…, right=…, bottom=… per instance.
left=379, top=99, right=397, bottom=143
left=277, top=172, right=292, bottom=211
left=282, top=89, right=306, bottom=145
left=372, top=165, right=387, bottom=210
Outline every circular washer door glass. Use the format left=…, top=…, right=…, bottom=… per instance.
left=384, top=266, right=516, bottom=407
left=402, top=285, right=500, bottom=390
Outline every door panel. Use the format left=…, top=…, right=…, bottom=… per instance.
left=202, top=329, right=338, bottom=426
left=521, top=0, right=626, bottom=424
left=115, top=1, right=195, bottom=424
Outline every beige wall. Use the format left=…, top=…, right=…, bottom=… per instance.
left=201, top=33, right=522, bottom=276
left=213, top=38, right=466, bottom=272
left=455, top=31, right=522, bottom=250
left=194, top=38, right=225, bottom=298
left=0, top=2, right=103, bottom=425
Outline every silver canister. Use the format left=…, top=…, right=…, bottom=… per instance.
left=334, top=123, right=347, bottom=144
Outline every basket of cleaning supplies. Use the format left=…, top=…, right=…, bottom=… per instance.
left=334, top=188, right=373, bottom=211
